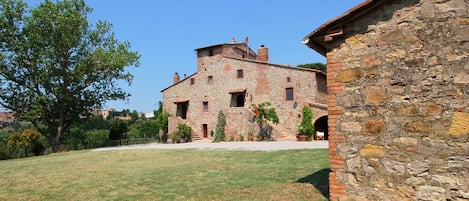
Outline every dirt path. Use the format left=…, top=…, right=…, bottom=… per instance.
left=94, top=140, right=329, bottom=152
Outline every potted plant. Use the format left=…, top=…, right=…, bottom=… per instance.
left=298, top=106, right=314, bottom=141
left=247, top=130, right=255, bottom=141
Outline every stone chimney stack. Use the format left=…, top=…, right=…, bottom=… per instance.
left=173, top=72, right=180, bottom=84
left=258, top=45, right=268, bottom=62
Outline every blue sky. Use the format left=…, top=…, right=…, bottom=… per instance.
left=24, top=0, right=364, bottom=112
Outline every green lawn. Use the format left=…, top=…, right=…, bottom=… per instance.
left=0, top=148, right=329, bottom=201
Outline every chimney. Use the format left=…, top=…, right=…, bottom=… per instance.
left=173, top=72, right=180, bottom=84
left=258, top=45, right=268, bottom=62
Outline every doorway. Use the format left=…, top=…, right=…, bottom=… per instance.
left=203, top=124, right=208, bottom=138
left=314, top=116, right=328, bottom=140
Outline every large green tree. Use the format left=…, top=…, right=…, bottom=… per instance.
left=297, top=62, right=326, bottom=73
left=0, top=0, right=140, bottom=152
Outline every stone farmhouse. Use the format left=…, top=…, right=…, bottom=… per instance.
left=90, top=108, right=115, bottom=119
left=0, top=112, right=15, bottom=123
left=303, top=0, right=468, bottom=200
left=161, top=42, right=328, bottom=140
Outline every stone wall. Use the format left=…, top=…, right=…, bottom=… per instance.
left=223, top=107, right=258, bottom=140
left=324, top=0, right=468, bottom=200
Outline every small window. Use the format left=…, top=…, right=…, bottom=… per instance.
left=287, top=77, right=291, bottom=82
left=208, top=76, right=213, bottom=84
left=286, top=88, right=294, bottom=101
left=209, top=49, right=214, bottom=56
left=237, top=69, right=243, bottom=78
left=190, top=78, right=195, bottom=85
left=317, top=74, right=327, bottom=93
left=203, top=101, right=208, bottom=112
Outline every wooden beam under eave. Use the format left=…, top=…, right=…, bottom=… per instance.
left=325, top=30, right=344, bottom=42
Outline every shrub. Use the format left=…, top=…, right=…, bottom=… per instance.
left=32, top=142, right=45, bottom=156
left=299, top=106, right=315, bottom=141
left=214, top=111, right=226, bottom=142
left=85, top=129, right=110, bottom=148
left=66, top=127, right=86, bottom=150
left=252, top=102, right=279, bottom=141
left=0, top=142, right=10, bottom=160
left=109, top=120, right=128, bottom=141
left=172, top=124, right=192, bottom=143
left=7, top=128, right=42, bottom=157
left=177, top=124, right=192, bottom=142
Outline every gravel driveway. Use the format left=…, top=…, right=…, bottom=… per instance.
left=94, top=140, right=329, bottom=152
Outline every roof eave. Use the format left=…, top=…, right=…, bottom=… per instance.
left=302, top=0, right=386, bottom=56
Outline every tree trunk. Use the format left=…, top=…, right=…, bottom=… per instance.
left=24, top=147, right=28, bottom=157
left=51, top=111, right=65, bottom=152
left=50, top=134, right=60, bottom=152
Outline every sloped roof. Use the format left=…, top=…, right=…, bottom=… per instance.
left=302, top=0, right=386, bottom=56
left=195, top=42, right=245, bottom=51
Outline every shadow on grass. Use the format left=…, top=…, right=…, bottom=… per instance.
left=297, top=168, right=330, bottom=199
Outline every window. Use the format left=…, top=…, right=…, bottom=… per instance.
left=203, top=101, right=208, bottom=112
left=237, top=69, right=243, bottom=78
left=286, top=88, right=294, bottom=101
left=208, top=76, right=213, bottom=84
left=230, top=93, right=245, bottom=107
left=190, top=78, right=195, bottom=85
left=317, top=74, right=327, bottom=93
left=209, top=49, right=214, bottom=56
left=176, top=101, right=189, bottom=119
left=287, top=77, right=291, bottom=82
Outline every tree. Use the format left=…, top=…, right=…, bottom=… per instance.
left=7, top=128, right=42, bottom=157
left=154, top=101, right=170, bottom=142
left=213, top=110, right=226, bottom=142
left=252, top=102, right=279, bottom=140
left=297, top=62, right=326, bottom=73
left=0, top=0, right=140, bottom=152
left=128, top=119, right=158, bottom=138
left=109, top=120, right=128, bottom=143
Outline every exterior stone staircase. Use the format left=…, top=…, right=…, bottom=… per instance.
left=168, top=116, right=202, bottom=141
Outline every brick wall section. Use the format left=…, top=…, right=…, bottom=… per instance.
left=326, top=52, right=346, bottom=201
left=321, top=0, right=469, bottom=200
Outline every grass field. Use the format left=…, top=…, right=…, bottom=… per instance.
left=0, top=148, right=329, bottom=201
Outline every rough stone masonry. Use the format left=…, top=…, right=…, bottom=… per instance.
left=304, top=0, right=468, bottom=200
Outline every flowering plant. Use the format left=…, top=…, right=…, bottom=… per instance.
left=298, top=106, right=314, bottom=140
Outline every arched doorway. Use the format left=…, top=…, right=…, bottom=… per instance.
left=314, top=116, right=328, bottom=140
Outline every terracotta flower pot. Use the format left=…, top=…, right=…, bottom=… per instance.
left=297, top=134, right=307, bottom=141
